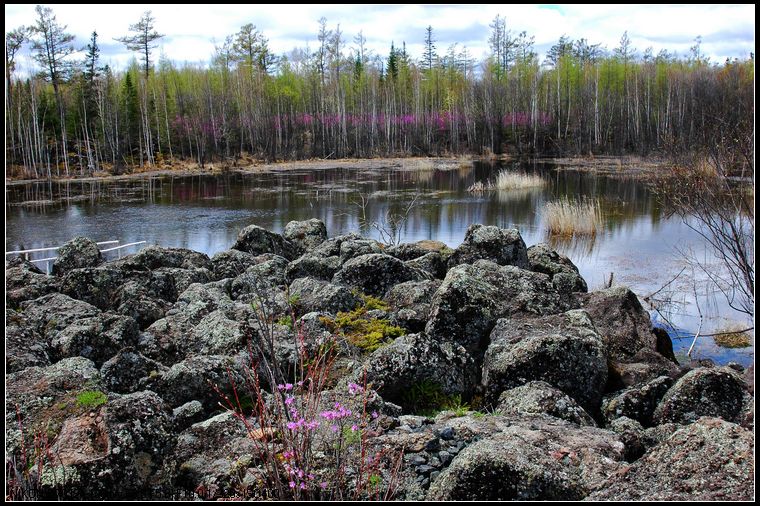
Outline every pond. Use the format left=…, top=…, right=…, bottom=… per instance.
left=5, top=160, right=753, bottom=366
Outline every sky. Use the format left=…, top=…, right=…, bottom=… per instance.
left=5, top=4, right=756, bottom=74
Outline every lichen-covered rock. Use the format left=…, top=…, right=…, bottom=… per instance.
left=60, top=266, right=170, bottom=310
left=361, top=333, right=477, bottom=410
left=154, top=266, right=212, bottom=295
left=496, top=381, right=597, bottom=427
left=100, top=348, right=168, bottom=394
left=210, top=249, right=259, bottom=280
left=50, top=313, right=140, bottom=366
left=384, top=280, right=442, bottom=332
left=52, top=236, right=104, bottom=276
left=6, top=258, right=60, bottom=307
left=387, top=240, right=450, bottom=261
left=333, top=253, right=432, bottom=298
left=232, top=224, right=297, bottom=260
left=426, top=261, right=572, bottom=356
left=338, top=238, right=384, bottom=264
left=607, top=348, right=682, bottom=390
left=527, top=243, right=587, bottom=292
left=606, top=416, right=646, bottom=461
left=653, top=367, right=751, bottom=425
left=230, top=256, right=289, bottom=299
left=405, top=252, right=447, bottom=279
left=424, top=414, right=625, bottom=500
left=482, top=310, right=607, bottom=413
left=155, top=354, right=247, bottom=413
left=447, top=224, right=529, bottom=269
left=285, top=253, right=342, bottom=283
left=586, top=417, right=754, bottom=501
left=19, top=293, right=102, bottom=338
left=288, top=277, right=361, bottom=315
left=283, top=218, right=328, bottom=255
left=113, top=281, right=172, bottom=330
left=577, top=286, right=663, bottom=362
left=5, top=309, right=51, bottom=373
left=126, top=245, right=212, bottom=271
left=173, top=411, right=258, bottom=499
left=602, top=376, right=674, bottom=427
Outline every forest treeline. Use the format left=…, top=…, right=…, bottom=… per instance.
left=5, top=7, right=755, bottom=178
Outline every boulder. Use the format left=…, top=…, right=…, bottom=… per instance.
left=210, top=249, right=259, bottom=280
left=333, top=253, right=432, bottom=298
left=6, top=258, right=60, bottom=307
left=482, top=310, right=607, bottom=414
left=362, top=333, right=477, bottom=411
left=230, top=256, right=289, bottom=299
left=653, top=367, right=751, bottom=425
left=386, top=240, right=450, bottom=261
left=586, top=417, right=754, bottom=501
left=288, top=277, right=361, bottom=315
left=339, top=238, right=384, bottom=264
left=113, top=281, right=172, bottom=329
left=126, top=245, right=212, bottom=271
left=496, top=381, right=597, bottom=427
left=424, top=414, right=626, bottom=500
left=232, top=224, right=297, bottom=260
left=52, top=237, right=103, bottom=275
left=154, top=266, right=212, bottom=295
left=19, top=293, right=101, bottom=338
left=5, top=309, right=51, bottom=373
left=49, top=312, right=140, bottom=367
left=577, top=286, right=661, bottom=362
left=285, top=254, right=342, bottom=283
left=405, top=252, right=447, bottom=279
left=447, top=224, right=529, bottom=269
left=100, top=348, right=168, bottom=394
left=155, top=354, right=247, bottom=413
left=606, top=348, right=682, bottom=390
left=283, top=218, right=328, bottom=255
left=602, top=376, right=673, bottom=427
left=527, top=243, right=587, bottom=292
left=426, top=260, right=573, bottom=356
left=384, top=280, right=442, bottom=333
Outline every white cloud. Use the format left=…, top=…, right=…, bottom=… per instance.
left=5, top=3, right=755, bottom=75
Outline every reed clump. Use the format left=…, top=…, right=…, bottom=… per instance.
left=494, top=171, right=545, bottom=190
left=544, top=198, right=602, bottom=237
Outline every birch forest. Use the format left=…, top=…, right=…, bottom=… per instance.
left=6, top=6, right=755, bottom=178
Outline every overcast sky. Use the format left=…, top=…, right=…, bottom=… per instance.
left=5, top=4, right=756, bottom=74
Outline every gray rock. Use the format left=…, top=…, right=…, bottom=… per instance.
left=497, top=381, right=597, bottom=427
left=19, top=292, right=102, bottom=338
left=447, top=224, right=529, bottom=269
left=288, top=277, right=361, bottom=315
left=653, top=367, right=751, bottom=425
left=333, top=253, right=432, bottom=298
left=100, top=348, right=168, bottom=394
left=577, top=286, right=662, bottom=362
left=602, top=376, right=673, bottom=427
left=527, top=243, right=587, bottom=292
left=283, top=218, right=328, bottom=255
left=154, top=266, right=212, bottom=295
left=52, top=237, right=103, bottom=276
left=5, top=259, right=60, bottom=307
left=426, top=260, right=573, bottom=356
left=232, top=224, right=297, bottom=260
left=286, top=253, right=341, bottom=283
left=362, top=333, right=477, bottom=411
left=210, top=249, right=259, bottom=280
left=5, top=309, right=51, bottom=373
left=172, top=400, right=206, bottom=430
left=405, top=252, right=447, bottom=279
left=424, top=414, right=626, bottom=500
left=339, top=238, right=384, bottom=264
left=127, top=245, right=212, bottom=271
left=586, top=417, right=754, bottom=501
left=50, top=312, right=140, bottom=366
left=384, top=279, right=441, bottom=332
left=482, top=310, right=607, bottom=414
left=113, top=281, right=172, bottom=330
left=386, top=240, right=450, bottom=261
left=607, top=416, right=646, bottom=461
left=230, top=256, right=289, bottom=299
left=607, top=348, right=682, bottom=390
left=155, top=354, right=246, bottom=413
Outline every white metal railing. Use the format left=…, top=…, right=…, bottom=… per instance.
left=6, top=240, right=147, bottom=274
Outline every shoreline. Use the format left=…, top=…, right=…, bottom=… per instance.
left=5, top=154, right=668, bottom=186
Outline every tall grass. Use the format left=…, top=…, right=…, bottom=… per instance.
left=494, top=171, right=545, bottom=190
left=544, top=198, right=602, bottom=237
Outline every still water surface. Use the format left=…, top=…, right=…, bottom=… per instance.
left=6, top=161, right=753, bottom=366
